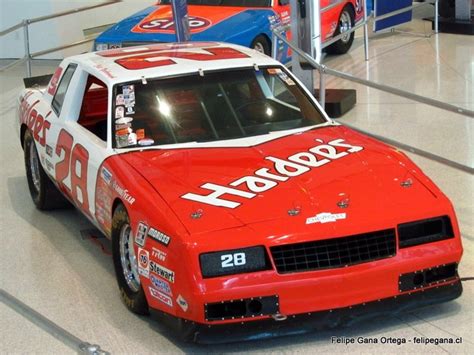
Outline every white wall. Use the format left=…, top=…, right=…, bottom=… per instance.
left=0, top=0, right=152, bottom=59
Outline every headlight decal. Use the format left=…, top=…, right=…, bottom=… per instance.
left=200, top=246, right=271, bottom=278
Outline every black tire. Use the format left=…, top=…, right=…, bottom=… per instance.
left=326, top=5, right=355, bottom=55
left=112, top=203, right=149, bottom=315
left=251, top=35, right=271, bottom=56
left=439, top=0, right=455, bottom=18
left=24, top=130, right=70, bottom=210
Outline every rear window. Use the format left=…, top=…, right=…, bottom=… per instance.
left=112, top=67, right=326, bottom=148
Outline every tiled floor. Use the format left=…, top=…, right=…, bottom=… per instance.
left=1, top=14, right=473, bottom=355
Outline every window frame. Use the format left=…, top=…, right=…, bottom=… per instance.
left=111, top=65, right=328, bottom=149
left=51, top=63, right=78, bottom=117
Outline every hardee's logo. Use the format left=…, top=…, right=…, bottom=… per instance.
left=181, top=138, right=363, bottom=208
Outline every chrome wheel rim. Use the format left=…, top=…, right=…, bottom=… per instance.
left=253, top=42, right=265, bottom=54
left=119, top=223, right=140, bottom=292
left=29, top=142, right=41, bottom=193
left=339, top=11, right=352, bottom=43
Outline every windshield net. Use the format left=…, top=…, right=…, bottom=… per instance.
left=112, top=67, right=326, bottom=148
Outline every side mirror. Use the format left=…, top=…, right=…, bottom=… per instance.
left=279, top=0, right=290, bottom=6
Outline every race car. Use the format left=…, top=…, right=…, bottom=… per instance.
left=18, top=42, right=462, bottom=342
left=94, top=0, right=365, bottom=62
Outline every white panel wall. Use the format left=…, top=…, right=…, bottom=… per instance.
left=0, top=0, right=152, bottom=59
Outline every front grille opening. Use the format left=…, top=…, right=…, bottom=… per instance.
left=270, top=229, right=396, bottom=274
left=205, top=295, right=279, bottom=321
left=399, top=263, right=458, bottom=292
left=398, top=216, right=454, bottom=248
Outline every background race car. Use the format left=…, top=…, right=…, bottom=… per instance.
left=94, top=0, right=364, bottom=62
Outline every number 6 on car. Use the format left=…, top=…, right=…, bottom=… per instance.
left=17, top=42, right=463, bottom=343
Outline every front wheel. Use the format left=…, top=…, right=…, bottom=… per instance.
left=112, top=203, right=149, bottom=315
left=251, top=35, right=271, bottom=56
left=326, top=5, right=355, bottom=55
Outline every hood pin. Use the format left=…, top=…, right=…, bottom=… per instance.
left=337, top=198, right=350, bottom=209
left=400, top=178, right=413, bottom=188
left=191, top=209, right=203, bottom=219
left=288, top=206, right=301, bottom=216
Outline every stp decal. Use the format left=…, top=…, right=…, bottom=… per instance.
left=137, top=16, right=211, bottom=33
left=182, top=139, right=363, bottom=209
left=131, top=5, right=245, bottom=34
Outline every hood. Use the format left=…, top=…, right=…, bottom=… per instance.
left=131, top=5, right=248, bottom=36
left=121, top=126, right=440, bottom=235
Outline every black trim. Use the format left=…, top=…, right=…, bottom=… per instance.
left=205, top=295, right=279, bottom=321
left=399, top=263, right=458, bottom=292
left=150, top=280, right=462, bottom=344
left=398, top=216, right=454, bottom=248
left=51, top=63, right=78, bottom=117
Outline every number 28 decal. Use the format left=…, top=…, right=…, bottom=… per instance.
left=221, top=252, right=246, bottom=268
left=55, top=129, right=91, bottom=216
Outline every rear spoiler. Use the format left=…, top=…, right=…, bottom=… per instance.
left=23, top=74, right=53, bottom=89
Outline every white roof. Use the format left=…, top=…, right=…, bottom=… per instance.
left=66, top=42, right=281, bottom=85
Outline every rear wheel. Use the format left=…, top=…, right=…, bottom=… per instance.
left=112, top=203, right=149, bottom=315
left=251, top=35, right=271, bottom=56
left=24, top=130, right=69, bottom=210
left=326, top=5, right=355, bottom=55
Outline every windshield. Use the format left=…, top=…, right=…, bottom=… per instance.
left=112, top=67, right=327, bottom=149
left=157, top=0, right=272, bottom=7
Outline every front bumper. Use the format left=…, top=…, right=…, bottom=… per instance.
left=151, top=279, right=462, bottom=344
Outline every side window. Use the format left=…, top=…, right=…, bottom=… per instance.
left=78, top=75, right=109, bottom=141
left=52, top=64, right=77, bottom=116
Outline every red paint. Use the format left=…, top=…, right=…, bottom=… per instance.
left=48, top=67, right=63, bottom=96
left=115, top=47, right=249, bottom=70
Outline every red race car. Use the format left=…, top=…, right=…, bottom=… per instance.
left=18, top=42, right=462, bottom=343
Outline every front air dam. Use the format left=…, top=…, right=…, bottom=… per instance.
left=149, top=279, right=462, bottom=344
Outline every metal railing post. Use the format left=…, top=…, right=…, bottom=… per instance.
left=271, top=32, right=278, bottom=59
left=23, top=19, right=32, bottom=77
left=435, top=0, right=439, bottom=34
left=319, top=67, right=326, bottom=109
left=363, top=0, right=370, bottom=61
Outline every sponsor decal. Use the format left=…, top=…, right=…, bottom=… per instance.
left=150, top=274, right=172, bottom=295
left=45, top=144, right=53, bottom=157
left=45, top=159, right=54, bottom=172
left=149, top=287, right=173, bottom=307
left=138, top=248, right=149, bottom=278
left=151, top=247, right=167, bottom=262
left=100, top=167, right=112, bottom=185
left=93, top=63, right=115, bottom=79
left=148, top=228, right=171, bottom=246
left=116, top=94, right=124, bottom=106
left=138, top=138, right=154, bottom=146
left=182, top=139, right=363, bottom=208
left=115, top=106, right=124, bottom=119
left=177, top=295, right=188, bottom=312
left=112, top=181, right=135, bottom=204
left=306, top=212, right=346, bottom=225
left=137, top=16, right=211, bottom=33
left=47, top=67, right=63, bottom=95
left=150, top=261, right=175, bottom=283
left=135, top=222, right=148, bottom=246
